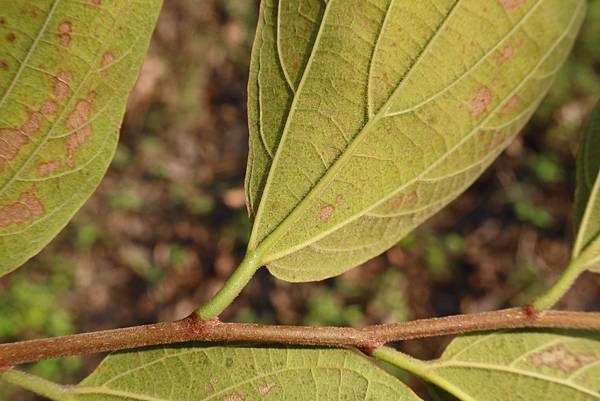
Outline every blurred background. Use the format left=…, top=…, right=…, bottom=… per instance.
left=1, top=1, right=599, bottom=400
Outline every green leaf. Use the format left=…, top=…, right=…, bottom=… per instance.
left=63, top=346, right=421, bottom=401
left=428, top=330, right=600, bottom=401
left=0, top=0, right=162, bottom=276
left=573, top=101, right=600, bottom=272
left=245, top=0, right=586, bottom=282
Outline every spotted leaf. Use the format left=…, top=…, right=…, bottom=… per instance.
left=427, top=330, right=600, bottom=401
left=47, top=346, right=422, bottom=401
left=245, top=0, right=585, bottom=282
left=0, top=0, right=162, bottom=275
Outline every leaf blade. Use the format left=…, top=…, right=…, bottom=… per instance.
left=69, top=346, right=421, bottom=401
left=0, top=0, right=162, bottom=276
left=430, top=330, right=600, bottom=401
left=246, top=0, right=585, bottom=281
left=573, top=101, right=600, bottom=271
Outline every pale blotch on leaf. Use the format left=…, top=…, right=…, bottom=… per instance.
left=498, top=95, right=520, bottom=117
left=221, top=394, right=245, bottom=401
left=65, top=91, right=97, bottom=167
left=0, top=188, right=44, bottom=228
left=57, top=21, right=72, bottom=47
left=499, top=0, right=527, bottom=11
left=100, top=52, right=115, bottom=78
left=528, top=343, right=597, bottom=373
left=393, top=192, right=418, bottom=209
left=0, top=99, right=60, bottom=171
left=496, top=45, right=514, bottom=66
left=259, top=383, right=276, bottom=396
left=469, top=86, right=493, bottom=118
left=319, top=204, right=335, bottom=222
left=206, top=377, right=220, bottom=393
left=54, top=71, right=74, bottom=101
left=37, top=160, right=62, bottom=176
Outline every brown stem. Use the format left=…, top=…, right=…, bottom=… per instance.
left=1, top=308, right=600, bottom=366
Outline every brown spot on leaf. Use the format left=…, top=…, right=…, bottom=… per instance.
left=206, top=376, right=220, bottom=393
left=498, top=96, right=519, bottom=117
left=335, top=194, right=344, bottom=206
left=221, top=395, right=245, bottom=401
left=0, top=97, right=60, bottom=171
left=528, top=344, right=597, bottom=373
left=469, top=86, right=492, bottom=118
left=21, top=111, right=43, bottom=135
left=0, top=60, right=7, bottom=70
left=0, top=188, right=45, bottom=228
left=6, top=33, right=16, bottom=43
left=392, top=191, right=417, bottom=209
left=40, top=100, right=59, bottom=115
left=0, top=128, right=27, bottom=171
left=57, top=21, right=72, bottom=47
left=31, top=8, right=38, bottom=17
left=91, top=0, right=101, bottom=4
left=54, top=71, right=74, bottom=101
left=64, top=91, right=96, bottom=167
left=37, top=160, right=62, bottom=176
left=319, top=204, right=335, bottom=221
left=258, top=383, right=276, bottom=396
left=100, top=52, right=115, bottom=77
left=484, top=130, right=506, bottom=151
left=496, top=45, right=514, bottom=66
left=499, top=0, right=526, bottom=11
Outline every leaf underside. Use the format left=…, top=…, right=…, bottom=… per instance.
left=429, top=330, right=600, bottom=401
left=245, top=0, right=585, bottom=282
left=66, top=345, right=421, bottom=401
left=0, top=0, right=162, bottom=276
left=573, top=101, right=600, bottom=272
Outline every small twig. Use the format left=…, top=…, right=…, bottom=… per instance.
left=1, top=307, right=600, bottom=366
